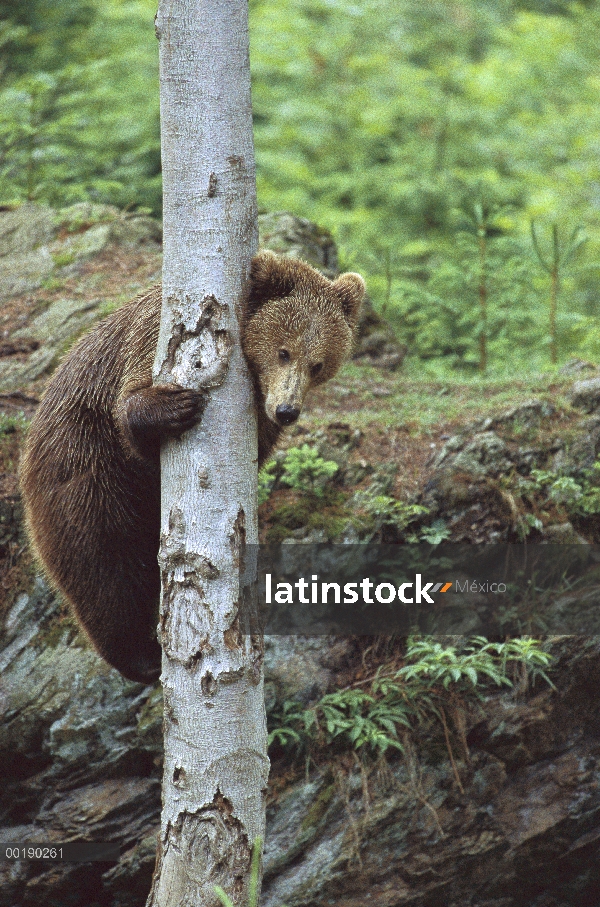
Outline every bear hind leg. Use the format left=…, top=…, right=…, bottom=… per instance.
left=75, top=591, right=162, bottom=684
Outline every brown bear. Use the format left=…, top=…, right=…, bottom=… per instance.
left=20, top=251, right=365, bottom=683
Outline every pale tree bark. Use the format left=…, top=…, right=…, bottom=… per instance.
left=147, top=2, right=267, bottom=906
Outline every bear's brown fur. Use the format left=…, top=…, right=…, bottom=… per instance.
left=20, top=251, right=365, bottom=683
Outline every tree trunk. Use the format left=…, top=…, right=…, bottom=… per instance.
left=148, top=2, right=267, bottom=906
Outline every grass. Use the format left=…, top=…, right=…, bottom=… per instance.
left=304, top=358, right=576, bottom=434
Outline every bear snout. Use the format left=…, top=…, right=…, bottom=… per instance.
left=275, top=404, right=300, bottom=426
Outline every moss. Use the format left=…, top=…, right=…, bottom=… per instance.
left=299, top=781, right=336, bottom=832
left=0, top=412, right=28, bottom=438
left=40, top=614, right=79, bottom=649
left=53, top=203, right=118, bottom=233
left=96, top=300, right=120, bottom=318
left=51, top=250, right=76, bottom=268
left=306, top=510, right=351, bottom=539
left=266, top=489, right=353, bottom=542
left=0, top=415, right=28, bottom=481
left=95, top=291, right=137, bottom=320
left=40, top=277, right=66, bottom=292
left=270, top=499, right=313, bottom=531
left=47, top=324, right=98, bottom=370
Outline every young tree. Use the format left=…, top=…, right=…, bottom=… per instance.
left=147, top=2, right=268, bottom=906
left=531, top=221, right=587, bottom=365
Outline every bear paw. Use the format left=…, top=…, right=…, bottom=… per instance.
left=118, top=384, right=205, bottom=455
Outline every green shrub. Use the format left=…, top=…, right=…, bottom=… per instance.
left=531, top=463, right=600, bottom=516
left=357, top=492, right=427, bottom=535
left=280, top=445, right=339, bottom=497
left=258, top=460, right=278, bottom=505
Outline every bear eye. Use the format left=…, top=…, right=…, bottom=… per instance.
left=278, top=349, right=290, bottom=364
left=310, top=362, right=323, bottom=378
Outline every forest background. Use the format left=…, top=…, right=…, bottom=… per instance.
left=1, top=0, right=600, bottom=375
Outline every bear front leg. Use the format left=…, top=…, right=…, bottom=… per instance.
left=117, top=384, right=205, bottom=459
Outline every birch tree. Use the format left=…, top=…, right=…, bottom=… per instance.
left=147, top=2, right=268, bottom=905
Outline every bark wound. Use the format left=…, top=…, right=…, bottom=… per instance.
left=223, top=615, right=242, bottom=651
left=249, top=634, right=265, bottom=686
left=158, top=509, right=219, bottom=577
left=201, top=671, right=217, bottom=697
left=157, top=296, right=232, bottom=390
left=173, top=766, right=187, bottom=789
left=223, top=510, right=246, bottom=653
left=163, top=688, right=178, bottom=725
left=219, top=667, right=246, bottom=685
left=159, top=507, right=219, bottom=667
left=230, top=508, right=246, bottom=569
left=161, top=795, right=250, bottom=905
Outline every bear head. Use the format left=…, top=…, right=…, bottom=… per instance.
left=243, top=250, right=366, bottom=427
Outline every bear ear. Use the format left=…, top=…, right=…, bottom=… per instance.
left=247, top=250, right=296, bottom=314
left=332, top=273, right=366, bottom=331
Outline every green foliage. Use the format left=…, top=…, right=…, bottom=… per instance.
left=261, top=445, right=354, bottom=541
left=399, top=636, right=553, bottom=690
left=393, top=217, right=540, bottom=369
left=0, top=0, right=160, bottom=209
left=268, top=636, right=553, bottom=758
left=355, top=491, right=428, bottom=536
left=0, top=411, right=27, bottom=437
left=4, top=0, right=600, bottom=370
left=262, top=448, right=449, bottom=543
left=530, top=463, right=600, bottom=515
left=352, top=488, right=452, bottom=542
left=516, top=511, right=544, bottom=540
left=259, top=445, right=339, bottom=503
left=530, top=221, right=588, bottom=363
left=250, top=0, right=600, bottom=370
left=280, top=444, right=338, bottom=497
left=418, top=521, right=452, bottom=545
left=258, top=460, right=278, bottom=505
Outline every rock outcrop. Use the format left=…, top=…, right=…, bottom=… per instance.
left=2, top=581, right=599, bottom=906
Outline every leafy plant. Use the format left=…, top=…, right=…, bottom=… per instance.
left=258, top=459, right=278, bottom=505
left=531, top=464, right=600, bottom=515
left=516, top=512, right=544, bottom=540
left=353, top=488, right=428, bottom=539
left=417, top=521, right=452, bottom=545
left=280, top=444, right=338, bottom=497
left=398, top=636, right=553, bottom=691
left=268, top=636, right=553, bottom=759
left=269, top=687, right=410, bottom=758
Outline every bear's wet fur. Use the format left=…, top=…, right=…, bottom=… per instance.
left=20, top=251, right=365, bottom=682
